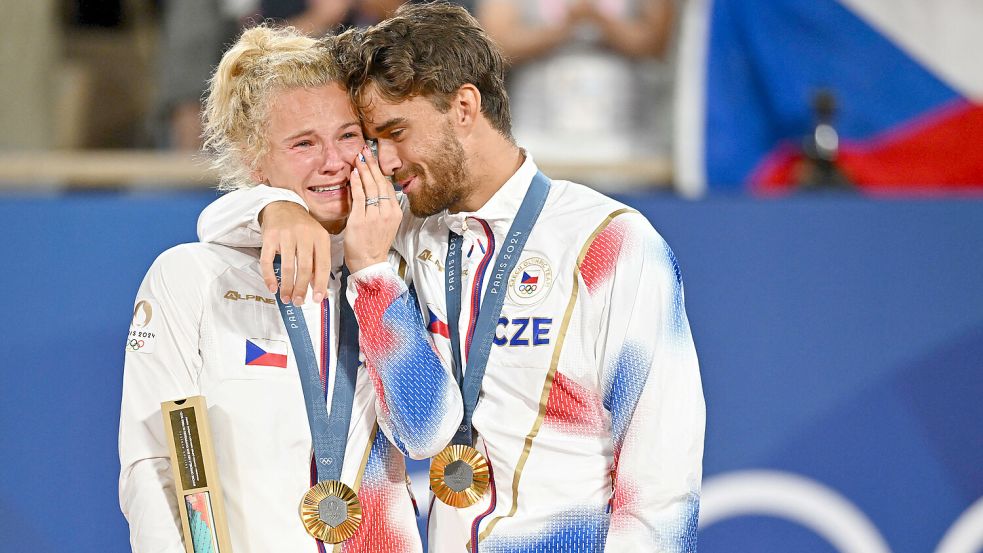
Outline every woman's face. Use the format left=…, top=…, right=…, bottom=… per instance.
left=255, top=83, right=364, bottom=231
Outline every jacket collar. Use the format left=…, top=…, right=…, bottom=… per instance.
left=442, top=151, right=539, bottom=235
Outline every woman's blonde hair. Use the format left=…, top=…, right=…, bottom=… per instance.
left=203, top=25, right=341, bottom=190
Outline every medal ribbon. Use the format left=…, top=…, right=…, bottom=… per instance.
left=274, top=258, right=359, bottom=484
left=445, top=171, right=551, bottom=446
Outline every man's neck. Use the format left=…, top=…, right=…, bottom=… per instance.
left=453, top=135, right=524, bottom=213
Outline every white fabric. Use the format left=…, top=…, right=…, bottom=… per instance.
left=119, top=240, right=420, bottom=553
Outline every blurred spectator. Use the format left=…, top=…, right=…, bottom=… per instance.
left=156, top=0, right=253, bottom=150
left=478, top=0, right=675, bottom=169
left=155, top=0, right=409, bottom=150
left=261, top=0, right=407, bottom=36
left=262, top=0, right=354, bottom=35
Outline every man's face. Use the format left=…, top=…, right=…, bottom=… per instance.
left=256, top=83, right=364, bottom=227
left=361, top=88, right=471, bottom=217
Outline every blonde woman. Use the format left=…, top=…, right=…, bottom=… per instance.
left=119, top=26, right=458, bottom=553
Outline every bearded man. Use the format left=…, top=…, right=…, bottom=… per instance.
left=198, top=4, right=705, bottom=551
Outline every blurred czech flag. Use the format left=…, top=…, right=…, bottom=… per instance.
left=675, top=0, right=983, bottom=195
left=427, top=307, right=450, bottom=339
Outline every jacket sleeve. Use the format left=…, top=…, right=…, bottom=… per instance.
left=346, top=261, right=463, bottom=460
left=197, top=185, right=308, bottom=247
left=119, top=245, right=207, bottom=553
left=588, top=213, right=705, bottom=552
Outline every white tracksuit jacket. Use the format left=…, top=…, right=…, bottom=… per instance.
left=198, top=154, right=706, bottom=553
left=118, top=237, right=437, bottom=553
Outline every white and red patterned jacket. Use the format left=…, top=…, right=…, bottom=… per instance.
left=198, top=154, right=705, bottom=552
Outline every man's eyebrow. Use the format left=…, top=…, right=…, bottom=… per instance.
left=373, top=117, right=407, bottom=134
left=338, top=120, right=360, bottom=131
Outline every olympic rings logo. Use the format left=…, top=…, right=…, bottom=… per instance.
left=128, top=339, right=145, bottom=350
left=517, top=284, right=538, bottom=294
left=700, top=470, right=983, bottom=553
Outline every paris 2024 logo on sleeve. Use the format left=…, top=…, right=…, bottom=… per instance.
left=126, top=299, right=159, bottom=353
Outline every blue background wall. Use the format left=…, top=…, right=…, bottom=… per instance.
left=0, top=192, right=980, bottom=552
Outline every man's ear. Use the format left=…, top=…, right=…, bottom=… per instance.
left=452, top=84, right=482, bottom=132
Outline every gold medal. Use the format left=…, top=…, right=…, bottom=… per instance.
left=429, top=444, right=490, bottom=508
left=299, top=480, right=362, bottom=543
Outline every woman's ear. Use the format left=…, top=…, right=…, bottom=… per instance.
left=250, top=164, right=266, bottom=185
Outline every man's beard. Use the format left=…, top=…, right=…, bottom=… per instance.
left=396, top=126, right=470, bottom=217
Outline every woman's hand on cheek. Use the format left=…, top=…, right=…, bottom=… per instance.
left=344, top=146, right=401, bottom=273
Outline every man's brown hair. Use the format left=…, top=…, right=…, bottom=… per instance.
left=335, top=2, right=513, bottom=139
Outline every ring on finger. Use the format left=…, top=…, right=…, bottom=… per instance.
left=365, top=197, right=380, bottom=206
left=375, top=195, right=392, bottom=201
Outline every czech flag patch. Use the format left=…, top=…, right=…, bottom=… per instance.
left=427, top=308, right=451, bottom=339
left=245, top=338, right=288, bottom=368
